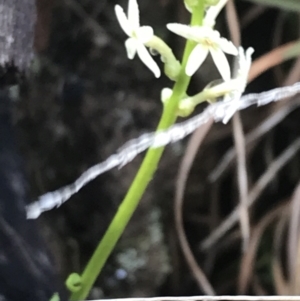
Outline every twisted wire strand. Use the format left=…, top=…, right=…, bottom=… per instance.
left=26, top=82, right=300, bottom=219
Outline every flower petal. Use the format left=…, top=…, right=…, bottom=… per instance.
left=136, top=42, right=161, bottom=78
left=136, top=26, right=154, bottom=44
left=185, top=44, right=209, bottom=76
left=204, top=27, right=220, bottom=41
left=128, top=0, right=140, bottom=29
left=115, top=5, right=132, bottom=37
left=167, top=23, right=199, bottom=41
left=241, top=47, right=254, bottom=73
left=219, top=38, right=238, bottom=55
left=210, top=47, right=231, bottom=81
left=125, top=38, right=137, bottom=59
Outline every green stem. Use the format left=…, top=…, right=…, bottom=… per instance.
left=70, top=2, right=204, bottom=300
left=145, top=35, right=181, bottom=81
left=179, top=79, right=240, bottom=112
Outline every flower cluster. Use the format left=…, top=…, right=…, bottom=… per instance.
left=115, top=0, right=254, bottom=119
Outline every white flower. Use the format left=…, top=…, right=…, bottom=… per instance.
left=221, top=47, right=254, bottom=123
left=167, top=24, right=238, bottom=80
left=115, top=0, right=161, bottom=78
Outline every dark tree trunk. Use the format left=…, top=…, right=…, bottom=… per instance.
left=0, top=0, right=36, bottom=69
left=0, top=1, right=66, bottom=300
left=0, top=91, right=64, bottom=301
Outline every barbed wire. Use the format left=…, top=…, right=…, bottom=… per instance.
left=26, top=81, right=300, bottom=219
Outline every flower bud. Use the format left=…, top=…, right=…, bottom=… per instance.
left=184, top=0, right=198, bottom=12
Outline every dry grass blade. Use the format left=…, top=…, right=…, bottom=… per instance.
left=287, top=182, right=300, bottom=293
left=226, top=0, right=241, bottom=46
left=226, top=0, right=250, bottom=252
left=238, top=203, right=288, bottom=294
left=292, top=237, right=300, bottom=294
left=233, top=112, right=250, bottom=252
left=200, top=138, right=300, bottom=251
left=174, top=119, right=215, bottom=295
left=272, top=258, right=288, bottom=296
left=272, top=213, right=289, bottom=295
left=272, top=13, right=286, bottom=85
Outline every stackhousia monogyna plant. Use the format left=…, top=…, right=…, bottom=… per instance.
left=29, top=0, right=259, bottom=299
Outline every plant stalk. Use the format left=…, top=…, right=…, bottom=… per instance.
left=70, top=2, right=204, bottom=300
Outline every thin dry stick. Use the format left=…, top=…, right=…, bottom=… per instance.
left=272, top=212, right=289, bottom=295
left=174, top=119, right=215, bottom=295
left=292, top=234, right=300, bottom=294
left=226, top=0, right=250, bottom=252
left=226, top=0, right=241, bottom=46
left=272, top=13, right=286, bottom=85
left=272, top=58, right=300, bottom=281
left=283, top=14, right=300, bottom=82
left=238, top=203, right=288, bottom=294
left=272, top=251, right=288, bottom=295
left=287, top=182, right=300, bottom=292
left=200, top=137, right=300, bottom=251
left=231, top=113, right=250, bottom=251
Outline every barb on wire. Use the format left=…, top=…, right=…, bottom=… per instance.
left=26, top=81, right=300, bottom=219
